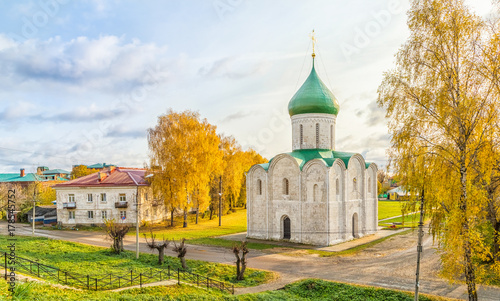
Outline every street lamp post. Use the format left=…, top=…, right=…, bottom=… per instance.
left=219, top=176, right=222, bottom=227
left=136, top=188, right=140, bottom=259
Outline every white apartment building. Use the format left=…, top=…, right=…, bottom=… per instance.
left=54, top=167, right=166, bottom=226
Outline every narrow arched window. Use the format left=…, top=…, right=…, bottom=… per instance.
left=330, top=124, right=334, bottom=149
left=336, top=178, right=339, bottom=195
left=313, top=184, right=319, bottom=202
left=257, top=179, right=262, bottom=195
left=353, top=177, right=357, bottom=192
left=316, top=123, right=320, bottom=148
left=368, top=177, right=371, bottom=193
left=283, top=178, right=289, bottom=195
left=300, top=124, right=303, bottom=147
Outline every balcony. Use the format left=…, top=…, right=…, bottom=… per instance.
left=63, top=202, right=76, bottom=209
left=115, top=201, right=128, bottom=208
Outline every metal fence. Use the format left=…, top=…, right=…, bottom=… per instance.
left=2, top=252, right=234, bottom=294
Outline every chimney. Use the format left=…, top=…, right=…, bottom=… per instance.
left=109, top=165, right=116, bottom=173
left=20, top=168, right=25, bottom=177
left=98, top=171, right=107, bottom=182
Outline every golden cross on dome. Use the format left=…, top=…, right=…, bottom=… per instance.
left=310, top=29, right=316, bottom=58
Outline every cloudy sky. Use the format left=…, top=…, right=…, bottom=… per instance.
left=0, top=0, right=495, bottom=173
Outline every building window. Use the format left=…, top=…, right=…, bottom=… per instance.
left=145, top=193, right=148, bottom=201
left=316, top=123, right=320, bottom=148
left=119, top=194, right=126, bottom=202
left=257, top=179, right=262, bottom=195
left=313, top=184, right=319, bottom=202
left=300, top=124, right=303, bottom=147
left=100, top=193, right=107, bottom=202
left=87, top=211, right=94, bottom=219
left=120, top=211, right=127, bottom=220
left=283, top=178, right=289, bottom=195
left=68, top=194, right=75, bottom=202
left=353, top=178, right=357, bottom=192
left=68, top=211, right=75, bottom=219
left=368, top=177, right=371, bottom=193
left=145, top=209, right=149, bottom=217
left=336, top=178, right=339, bottom=195
left=87, top=194, right=93, bottom=202
left=330, top=124, right=334, bottom=149
left=101, top=210, right=107, bottom=220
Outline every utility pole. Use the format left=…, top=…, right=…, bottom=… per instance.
left=136, top=188, right=140, bottom=259
left=32, top=184, right=37, bottom=236
left=218, top=175, right=222, bottom=227
left=414, top=189, right=424, bottom=301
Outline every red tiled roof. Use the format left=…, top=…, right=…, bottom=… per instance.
left=53, top=167, right=148, bottom=188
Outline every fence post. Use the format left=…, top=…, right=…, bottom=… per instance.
left=95, top=278, right=98, bottom=290
left=140, top=273, right=142, bottom=288
left=110, top=274, right=112, bottom=287
left=159, top=270, right=162, bottom=282
left=168, top=266, right=170, bottom=279
left=197, top=274, right=199, bottom=286
left=232, top=285, right=234, bottom=295
left=177, top=268, right=180, bottom=285
left=65, top=271, right=67, bottom=284
left=4, top=253, right=7, bottom=280
left=87, top=275, right=89, bottom=290
left=37, top=262, right=40, bottom=277
left=131, top=270, right=133, bottom=286
left=57, top=270, right=59, bottom=282
left=30, top=261, right=32, bottom=274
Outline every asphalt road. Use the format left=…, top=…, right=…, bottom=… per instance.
left=3, top=222, right=500, bottom=300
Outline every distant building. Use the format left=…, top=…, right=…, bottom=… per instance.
left=387, top=187, right=409, bottom=201
left=37, top=166, right=70, bottom=181
left=0, top=169, right=42, bottom=187
left=54, top=166, right=165, bottom=226
left=26, top=205, right=57, bottom=225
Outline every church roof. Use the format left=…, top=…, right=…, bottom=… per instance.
left=258, top=149, right=373, bottom=171
left=288, top=60, right=340, bottom=116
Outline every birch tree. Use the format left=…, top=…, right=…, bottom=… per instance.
left=147, top=109, right=223, bottom=228
left=378, top=1, right=499, bottom=299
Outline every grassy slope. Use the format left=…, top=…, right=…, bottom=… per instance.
left=0, top=235, right=272, bottom=288
left=0, top=278, right=453, bottom=301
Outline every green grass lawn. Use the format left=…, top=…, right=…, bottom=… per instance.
left=378, top=200, right=406, bottom=220
left=379, top=213, right=422, bottom=227
left=0, top=278, right=451, bottom=301
left=0, top=235, right=273, bottom=288
left=132, top=208, right=248, bottom=240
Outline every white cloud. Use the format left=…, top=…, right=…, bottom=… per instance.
left=0, top=34, right=171, bottom=92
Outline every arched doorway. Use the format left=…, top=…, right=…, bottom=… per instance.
left=283, top=217, right=291, bottom=239
left=352, top=213, right=359, bottom=238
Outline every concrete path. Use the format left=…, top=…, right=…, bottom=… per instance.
left=316, top=227, right=408, bottom=252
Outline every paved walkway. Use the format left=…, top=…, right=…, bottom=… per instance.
left=218, top=227, right=409, bottom=252
left=317, top=227, right=408, bottom=252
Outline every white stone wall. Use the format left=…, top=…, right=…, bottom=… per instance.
left=55, top=186, right=166, bottom=226
left=247, top=166, right=268, bottom=239
left=291, top=113, right=337, bottom=150
left=247, top=153, right=378, bottom=246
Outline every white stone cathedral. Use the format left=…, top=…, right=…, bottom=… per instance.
left=246, top=53, right=378, bottom=246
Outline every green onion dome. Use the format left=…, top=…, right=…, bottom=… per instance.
left=288, top=60, right=339, bottom=116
